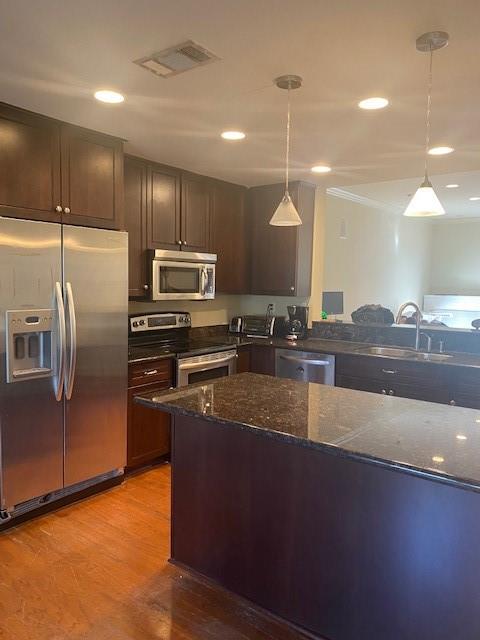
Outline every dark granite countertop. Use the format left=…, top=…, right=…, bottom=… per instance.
left=201, top=334, right=480, bottom=369
left=136, top=372, right=480, bottom=492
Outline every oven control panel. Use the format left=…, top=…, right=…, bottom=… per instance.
left=129, top=312, right=191, bottom=333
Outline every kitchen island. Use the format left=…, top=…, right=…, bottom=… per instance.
left=136, top=373, right=480, bottom=640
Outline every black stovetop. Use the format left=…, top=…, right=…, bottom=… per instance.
left=128, top=335, right=234, bottom=364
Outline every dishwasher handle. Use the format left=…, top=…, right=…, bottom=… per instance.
left=278, top=354, right=331, bottom=366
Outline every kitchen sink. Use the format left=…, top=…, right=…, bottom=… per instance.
left=359, top=346, right=417, bottom=358
left=359, top=346, right=452, bottom=362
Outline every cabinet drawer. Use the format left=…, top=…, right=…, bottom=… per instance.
left=128, top=358, right=173, bottom=387
left=336, top=374, right=447, bottom=404
left=336, top=354, right=443, bottom=388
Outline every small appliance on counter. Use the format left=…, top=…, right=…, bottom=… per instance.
left=241, top=315, right=287, bottom=338
left=285, top=305, right=308, bottom=340
left=229, top=316, right=243, bottom=334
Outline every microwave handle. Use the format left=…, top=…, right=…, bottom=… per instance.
left=200, top=266, right=207, bottom=296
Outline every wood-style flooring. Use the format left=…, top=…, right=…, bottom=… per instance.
left=0, top=464, right=308, bottom=640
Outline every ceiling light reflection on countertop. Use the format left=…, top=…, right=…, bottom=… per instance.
left=94, top=90, right=125, bottom=104
left=432, top=455, right=445, bottom=464
left=428, top=146, right=454, bottom=156
left=358, top=97, right=389, bottom=110
left=221, top=131, right=246, bottom=140
left=311, top=165, right=332, bottom=174
left=456, top=434, right=467, bottom=441
left=445, top=184, right=459, bottom=189
left=469, top=196, right=480, bottom=201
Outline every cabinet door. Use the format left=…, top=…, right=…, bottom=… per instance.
left=236, top=345, right=251, bottom=373
left=249, top=183, right=299, bottom=295
left=60, top=125, right=123, bottom=229
left=250, top=346, right=275, bottom=376
left=124, top=157, right=148, bottom=297
left=181, top=173, right=212, bottom=252
left=127, top=382, right=172, bottom=469
left=0, top=104, right=61, bottom=222
left=211, top=182, right=249, bottom=293
left=147, top=164, right=181, bottom=250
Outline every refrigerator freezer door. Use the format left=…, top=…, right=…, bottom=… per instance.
left=0, top=217, right=64, bottom=510
left=63, top=226, right=128, bottom=486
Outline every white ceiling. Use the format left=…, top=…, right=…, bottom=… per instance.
left=329, top=170, right=480, bottom=219
left=1, top=0, right=479, bottom=187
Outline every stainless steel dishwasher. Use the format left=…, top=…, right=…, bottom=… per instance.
left=275, top=349, right=335, bottom=385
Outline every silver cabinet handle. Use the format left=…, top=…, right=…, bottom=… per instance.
left=279, top=354, right=330, bottom=366
left=177, top=240, right=182, bottom=245
left=183, top=240, right=187, bottom=245
left=55, top=205, right=63, bottom=213
left=449, top=399, right=456, bottom=406
left=63, top=207, right=71, bottom=214
left=143, top=284, right=149, bottom=290
left=65, top=282, right=77, bottom=400
left=381, top=389, right=387, bottom=394
left=290, top=286, right=295, bottom=291
left=144, top=369, right=158, bottom=376
left=54, top=282, right=66, bottom=401
left=381, top=369, right=398, bottom=375
left=388, top=389, right=395, bottom=396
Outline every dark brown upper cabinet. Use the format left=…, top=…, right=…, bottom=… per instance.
left=147, top=164, right=181, bottom=251
left=0, top=103, right=61, bottom=223
left=60, top=125, right=124, bottom=230
left=248, top=181, right=315, bottom=296
left=211, top=181, right=249, bottom=294
left=124, top=156, right=148, bottom=297
left=0, top=103, right=124, bottom=229
left=181, top=172, right=212, bottom=253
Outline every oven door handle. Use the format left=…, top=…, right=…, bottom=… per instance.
left=178, top=353, right=237, bottom=371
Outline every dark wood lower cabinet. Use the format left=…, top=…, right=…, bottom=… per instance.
left=127, top=358, right=173, bottom=469
left=236, top=345, right=251, bottom=373
left=250, top=345, right=275, bottom=376
left=335, top=374, right=448, bottom=404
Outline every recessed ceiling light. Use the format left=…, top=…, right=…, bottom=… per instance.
left=456, top=434, right=467, bottom=441
left=428, top=146, right=454, bottom=156
left=358, top=97, right=389, bottom=110
left=94, top=90, right=125, bottom=104
left=311, top=165, right=332, bottom=174
left=469, top=196, right=480, bottom=201
left=445, top=184, right=459, bottom=189
left=432, top=455, right=445, bottom=464
left=221, top=131, right=246, bottom=140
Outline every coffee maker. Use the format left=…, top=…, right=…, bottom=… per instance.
left=286, top=305, right=308, bottom=340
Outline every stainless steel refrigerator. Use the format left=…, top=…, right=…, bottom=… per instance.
left=0, top=217, right=128, bottom=522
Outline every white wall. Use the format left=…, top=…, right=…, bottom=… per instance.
left=430, top=219, right=480, bottom=295
left=322, top=195, right=432, bottom=321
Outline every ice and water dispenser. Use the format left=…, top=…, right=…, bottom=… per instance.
left=5, top=309, right=54, bottom=383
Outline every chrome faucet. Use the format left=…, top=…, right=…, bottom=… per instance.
left=396, top=301, right=423, bottom=350
left=420, top=332, right=432, bottom=353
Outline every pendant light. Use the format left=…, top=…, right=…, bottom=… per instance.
left=270, top=75, right=303, bottom=226
left=404, top=31, right=449, bottom=217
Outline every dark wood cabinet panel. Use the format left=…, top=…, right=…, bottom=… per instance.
left=60, top=125, right=123, bottom=230
left=181, top=172, right=212, bottom=252
left=249, top=181, right=315, bottom=296
left=147, top=164, right=181, bottom=250
left=127, top=384, right=171, bottom=469
left=336, top=374, right=447, bottom=404
left=0, top=103, right=61, bottom=222
left=124, top=156, right=148, bottom=296
left=250, top=345, right=275, bottom=376
left=211, top=181, right=249, bottom=293
left=236, top=345, right=251, bottom=373
left=127, top=357, right=173, bottom=469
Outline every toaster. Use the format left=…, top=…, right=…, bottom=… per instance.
left=229, top=316, right=243, bottom=333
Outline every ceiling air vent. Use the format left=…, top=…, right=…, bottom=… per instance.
left=134, top=40, right=220, bottom=78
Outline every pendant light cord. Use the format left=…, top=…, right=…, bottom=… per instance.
left=424, top=45, right=433, bottom=178
left=285, top=87, right=291, bottom=193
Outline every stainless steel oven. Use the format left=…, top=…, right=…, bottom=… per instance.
left=150, top=249, right=216, bottom=301
left=177, top=349, right=237, bottom=387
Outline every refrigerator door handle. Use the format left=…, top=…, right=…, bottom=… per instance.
left=65, top=282, right=77, bottom=400
left=54, top=282, right=67, bottom=401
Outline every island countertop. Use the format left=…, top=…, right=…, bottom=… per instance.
left=136, top=372, right=480, bottom=492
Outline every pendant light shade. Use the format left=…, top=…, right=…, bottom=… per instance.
left=404, top=177, right=445, bottom=217
left=403, top=31, right=449, bottom=218
left=270, top=75, right=302, bottom=227
left=269, top=191, right=302, bottom=226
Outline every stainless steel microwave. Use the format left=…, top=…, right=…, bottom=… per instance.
left=149, top=249, right=216, bottom=300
